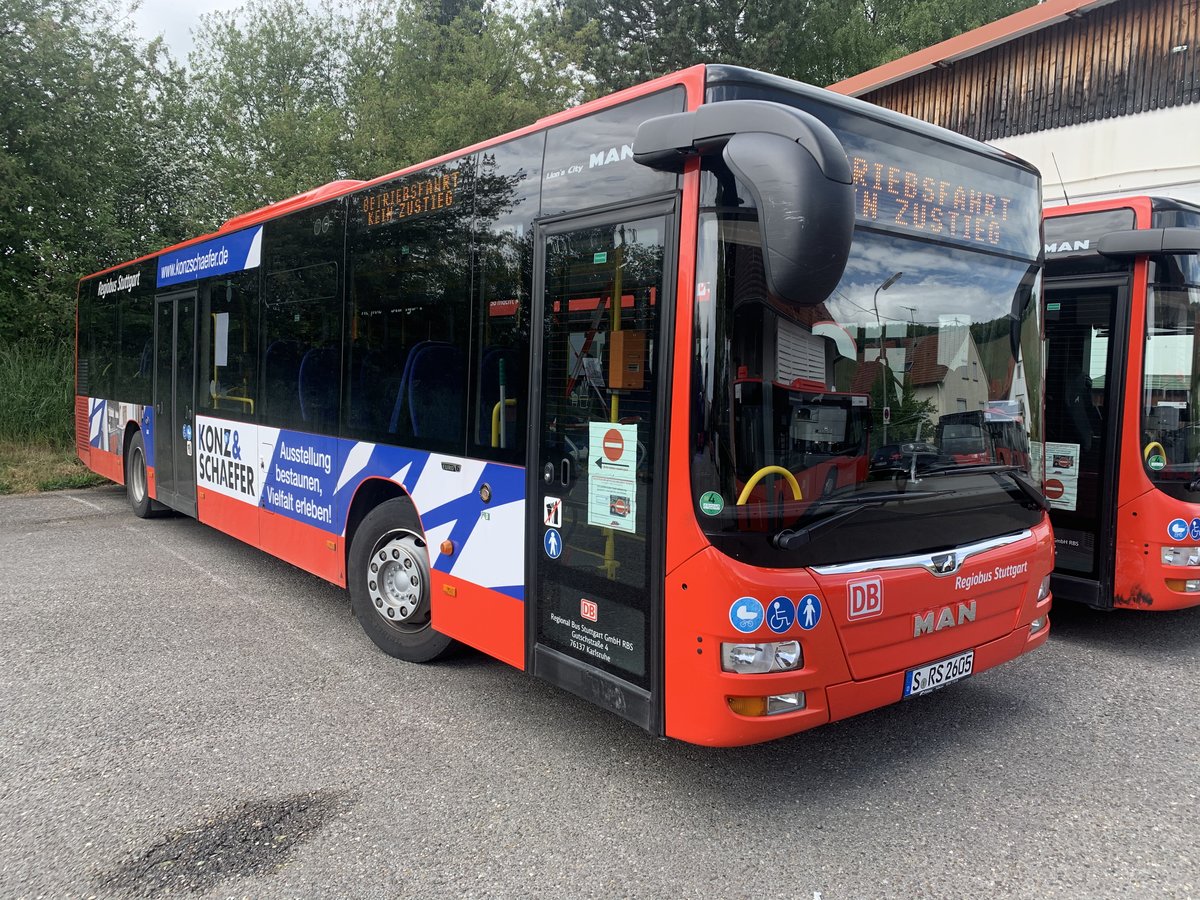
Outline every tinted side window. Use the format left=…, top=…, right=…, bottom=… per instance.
left=344, top=160, right=473, bottom=453
left=114, top=261, right=156, bottom=406
left=541, top=88, right=684, bottom=216
left=472, top=135, right=541, bottom=463
left=198, top=271, right=260, bottom=422
left=261, top=200, right=345, bottom=432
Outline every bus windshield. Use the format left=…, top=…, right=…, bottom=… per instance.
left=692, top=179, right=1044, bottom=567
left=1141, top=251, right=1200, bottom=499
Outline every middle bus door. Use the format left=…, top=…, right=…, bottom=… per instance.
left=153, top=290, right=199, bottom=518
left=527, top=199, right=675, bottom=734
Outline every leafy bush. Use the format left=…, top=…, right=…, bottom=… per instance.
left=0, top=340, right=75, bottom=446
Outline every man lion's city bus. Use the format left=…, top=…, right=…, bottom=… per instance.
left=76, top=65, right=1053, bottom=746
left=1043, top=196, right=1200, bottom=610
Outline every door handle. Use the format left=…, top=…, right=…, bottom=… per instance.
left=560, top=458, right=571, bottom=487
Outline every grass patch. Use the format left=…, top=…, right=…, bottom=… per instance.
left=0, top=442, right=107, bottom=494
left=0, top=339, right=75, bottom=446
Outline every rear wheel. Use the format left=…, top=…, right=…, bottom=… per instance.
left=349, top=499, right=452, bottom=662
left=125, top=431, right=162, bottom=518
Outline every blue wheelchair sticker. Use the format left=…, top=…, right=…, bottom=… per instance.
left=766, top=596, right=796, bottom=634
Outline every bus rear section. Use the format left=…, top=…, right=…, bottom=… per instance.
left=1043, top=196, right=1200, bottom=610
left=630, top=68, right=1053, bottom=745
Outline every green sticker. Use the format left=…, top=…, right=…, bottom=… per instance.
left=1148, top=455, right=1166, bottom=471
left=1046, top=302, right=1061, bottom=311
left=593, top=251, right=608, bottom=264
left=699, top=491, right=725, bottom=516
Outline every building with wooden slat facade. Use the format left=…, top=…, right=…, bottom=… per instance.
left=829, top=0, right=1200, bottom=205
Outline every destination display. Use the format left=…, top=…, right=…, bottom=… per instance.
left=358, top=170, right=461, bottom=228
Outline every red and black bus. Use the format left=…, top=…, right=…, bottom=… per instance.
left=1043, top=196, right=1200, bottom=609
left=76, top=65, right=1053, bottom=746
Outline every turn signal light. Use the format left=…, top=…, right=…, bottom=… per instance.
left=727, top=692, right=806, bottom=717
left=1165, top=578, right=1200, bottom=593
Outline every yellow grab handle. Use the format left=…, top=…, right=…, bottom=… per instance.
left=737, top=465, right=803, bottom=506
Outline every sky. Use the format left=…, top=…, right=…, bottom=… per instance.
left=130, top=0, right=249, bottom=62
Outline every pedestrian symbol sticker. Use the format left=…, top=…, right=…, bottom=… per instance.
left=544, top=496, right=562, bottom=529
left=544, top=528, right=562, bottom=559
left=1168, top=518, right=1189, bottom=541
left=766, top=596, right=796, bottom=633
left=798, top=594, right=822, bottom=630
left=729, top=597, right=764, bottom=633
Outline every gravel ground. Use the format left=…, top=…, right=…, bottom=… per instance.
left=1, top=485, right=1197, bottom=899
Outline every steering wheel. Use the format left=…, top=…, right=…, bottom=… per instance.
left=737, top=466, right=803, bottom=506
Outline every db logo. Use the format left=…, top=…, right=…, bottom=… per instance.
left=580, top=598, right=598, bottom=622
left=847, top=577, right=883, bottom=620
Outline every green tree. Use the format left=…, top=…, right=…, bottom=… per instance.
left=343, top=0, right=584, bottom=177
left=188, top=0, right=352, bottom=218
left=0, top=0, right=198, bottom=343
left=546, top=0, right=1036, bottom=95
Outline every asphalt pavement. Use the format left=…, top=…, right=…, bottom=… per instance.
left=1, top=485, right=1197, bottom=899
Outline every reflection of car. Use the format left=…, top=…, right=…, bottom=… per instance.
left=870, top=442, right=940, bottom=470
left=870, top=444, right=904, bottom=470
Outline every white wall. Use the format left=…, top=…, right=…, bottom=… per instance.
left=990, top=104, right=1200, bottom=207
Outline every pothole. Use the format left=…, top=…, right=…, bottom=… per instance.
left=100, top=791, right=347, bottom=896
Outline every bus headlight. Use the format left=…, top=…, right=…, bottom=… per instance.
left=1165, top=578, right=1200, bottom=593
left=722, top=641, right=804, bottom=673
left=1036, top=574, right=1051, bottom=601
left=1162, top=546, right=1200, bottom=566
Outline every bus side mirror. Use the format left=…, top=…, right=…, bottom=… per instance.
left=633, top=100, right=855, bottom=307
left=721, top=132, right=854, bottom=306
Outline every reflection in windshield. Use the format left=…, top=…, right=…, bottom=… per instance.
left=1142, top=278, right=1200, bottom=499
left=692, top=201, right=1044, bottom=565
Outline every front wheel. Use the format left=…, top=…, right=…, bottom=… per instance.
left=349, top=499, right=452, bottom=662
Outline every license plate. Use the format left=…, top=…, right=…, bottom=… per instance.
left=903, top=649, right=974, bottom=697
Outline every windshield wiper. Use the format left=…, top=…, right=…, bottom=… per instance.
left=773, top=490, right=949, bottom=550
left=917, top=463, right=1049, bottom=511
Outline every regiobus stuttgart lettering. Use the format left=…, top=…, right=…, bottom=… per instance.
left=96, top=271, right=140, bottom=299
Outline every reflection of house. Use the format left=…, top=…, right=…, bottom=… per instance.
left=908, top=331, right=989, bottom=417
left=849, top=330, right=990, bottom=419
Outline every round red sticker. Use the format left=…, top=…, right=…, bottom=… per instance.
left=1044, top=478, right=1064, bottom=500
left=603, top=428, right=624, bottom=462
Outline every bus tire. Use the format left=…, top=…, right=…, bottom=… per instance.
left=125, top=431, right=163, bottom=518
left=349, top=499, right=452, bottom=662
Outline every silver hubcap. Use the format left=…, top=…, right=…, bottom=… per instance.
left=366, top=532, right=428, bottom=627
left=131, top=446, right=147, bottom=503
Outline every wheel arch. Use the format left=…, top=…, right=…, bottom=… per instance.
left=344, top=477, right=422, bottom=567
